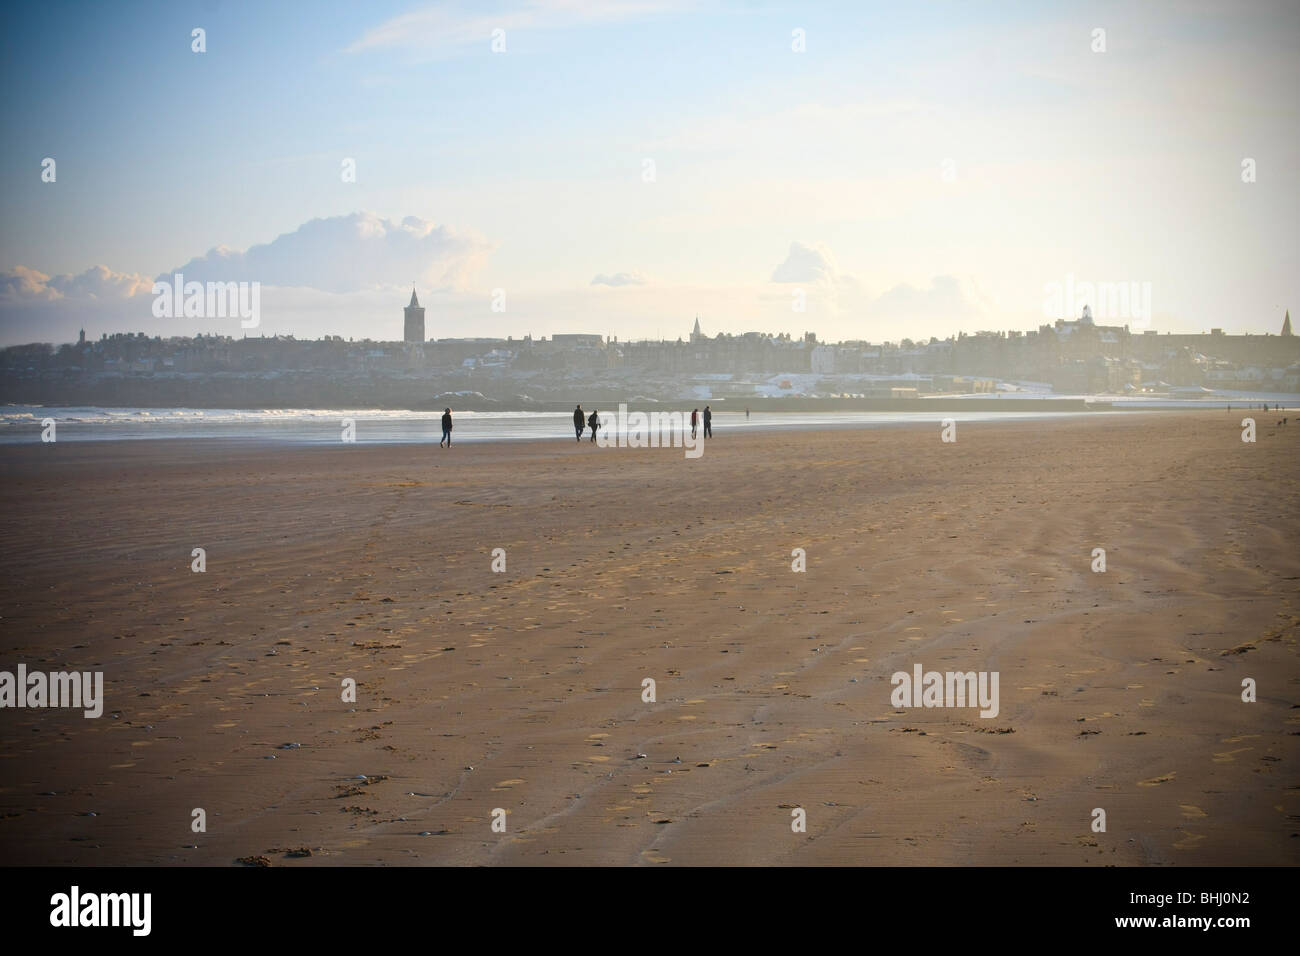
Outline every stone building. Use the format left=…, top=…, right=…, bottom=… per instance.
left=404, top=288, right=426, bottom=344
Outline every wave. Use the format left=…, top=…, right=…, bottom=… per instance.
left=0, top=406, right=572, bottom=427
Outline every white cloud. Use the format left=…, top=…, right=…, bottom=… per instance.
left=165, top=212, right=495, bottom=294
left=0, top=265, right=156, bottom=344
left=0, top=212, right=497, bottom=344
left=763, top=240, right=994, bottom=338
left=771, top=241, right=838, bottom=284
left=0, top=264, right=153, bottom=303
left=0, top=266, right=60, bottom=302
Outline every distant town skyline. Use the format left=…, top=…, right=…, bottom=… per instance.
left=7, top=297, right=1296, bottom=413
left=23, top=300, right=1299, bottom=352
left=2, top=1, right=1297, bottom=347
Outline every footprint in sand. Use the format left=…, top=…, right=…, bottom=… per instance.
left=1138, top=772, right=1176, bottom=787
left=1213, top=748, right=1252, bottom=763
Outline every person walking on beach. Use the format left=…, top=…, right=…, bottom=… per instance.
left=745, top=407, right=750, bottom=420
left=588, top=409, right=600, bottom=443
left=703, top=405, right=712, bottom=438
left=440, top=407, right=453, bottom=447
left=573, top=404, right=585, bottom=442
left=690, top=408, right=699, bottom=439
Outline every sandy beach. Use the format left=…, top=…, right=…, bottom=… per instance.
left=0, top=410, right=1296, bottom=866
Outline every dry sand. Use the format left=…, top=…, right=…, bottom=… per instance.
left=0, top=410, right=1297, bottom=866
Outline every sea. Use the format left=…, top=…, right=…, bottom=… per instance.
left=2, top=393, right=1295, bottom=445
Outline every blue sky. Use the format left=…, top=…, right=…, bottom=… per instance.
left=2, top=0, right=1296, bottom=345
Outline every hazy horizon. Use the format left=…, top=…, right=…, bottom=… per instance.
left=3, top=0, right=1297, bottom=347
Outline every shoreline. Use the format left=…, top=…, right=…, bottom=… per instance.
left=3, top=404, right=1296, bottom=447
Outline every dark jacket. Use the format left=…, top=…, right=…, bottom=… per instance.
left=573, top=408, right=585, bottom=428
left=441, top=412, right=452, bottom=431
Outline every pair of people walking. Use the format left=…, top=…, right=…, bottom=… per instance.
left=573, top=404, right=600, bottom=443
left=690, top=405, right=712, bottom=439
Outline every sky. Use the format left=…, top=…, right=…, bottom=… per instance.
left=1, top=0, right=1296, bottom=346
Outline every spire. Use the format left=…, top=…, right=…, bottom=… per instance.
left=692, top=315, right=702, bottom=338
left=409, top=287, right=420, bottom=309
left=1283, top=309, right=1293, bottom=336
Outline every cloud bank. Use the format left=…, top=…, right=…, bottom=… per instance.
left=0, top=212, right=496, bottom=344
left=770, top=241, right=839, bottom=285
left=165, top=212, right=493, bottom=294
left=1, top=264, right=153, bottom=302
left=766, top=241, right=993, bottom=337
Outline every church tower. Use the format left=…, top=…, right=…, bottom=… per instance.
left=404, top=288, right=425, bottom=344
left=1283, top=310, right=1293, bottom=336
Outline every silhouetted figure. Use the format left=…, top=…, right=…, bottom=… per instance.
left=440, top=408, right=452, bottom=447
left=745, top=407, right=750, bottom=420
left=588, top=410, right=600, bottom=443
left=573, top=404, right=585, bottom=442
left=703, top=405, right=712, bottom=438
left=690, top=408, right=698, bottom=439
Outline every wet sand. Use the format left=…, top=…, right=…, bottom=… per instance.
left=0, top=410, right=1297, bottom=865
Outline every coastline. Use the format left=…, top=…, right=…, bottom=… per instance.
left=3, top=400, right=1297, bottom=446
